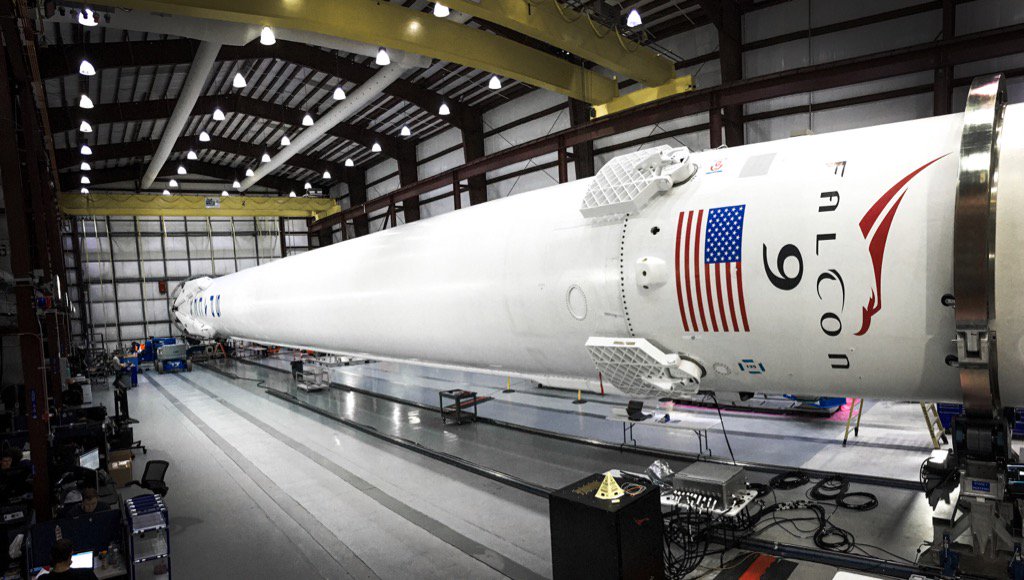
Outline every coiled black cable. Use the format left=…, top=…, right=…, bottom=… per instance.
left=837, top=491, right=878, bottom=511
left=769, top=470, right=809, bottom=490
left=809, top=474, right=849, bottom=501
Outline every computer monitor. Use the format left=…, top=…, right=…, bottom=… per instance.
left=78, top=448, right=99, bottom=471
left=70, top=551, right=92, bottom=569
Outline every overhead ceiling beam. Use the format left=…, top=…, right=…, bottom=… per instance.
left=64, top=0, right=619, bottom=104
left=61, top=192, right=338, bottom=219
left=141, top=40, right=221, bottom=188
left=39, top=39, right=475, bottom=126
left=241, top=64, right=407, bottom=190
left=63, top=160, right=297, bottom=191
left=440, top=0, right=673, bottom=87
left=48, top=94, right=404, bottom=158
left=59, top=135, right=352, bottom=179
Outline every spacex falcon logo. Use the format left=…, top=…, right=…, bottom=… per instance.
left=853, top=154, right=949, bottom=336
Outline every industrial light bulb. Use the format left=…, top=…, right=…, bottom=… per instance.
left=280, top=135, right=291, bottom=147
left=626, top=9, right=642, bottom=27
left=80, top=176, right=90, bottom=184
left=199, top=131, right=211, bottom=142
left=213, top=108, right=226, bottom=121
left=80, top=161, right=91, bottom=171
left=488, top=75, right=502, bottom=90
left=333, top=87, right=346, bottom=100
left=232, top=72, right=247, bottom=88
left=345, top=158, right=354, bottom=167
left=221, top=190, right=229, bottom=197
left=438, top=103, right=450, bottom=116
left=322, top=170, right=332, bottom=179
left=260, top=26, right=276, bottom=46
left=187, top=150, right=198, bottom=160
left=79, top=59, right=96, bottom=76
left=81, top=187, right=89, bottom=194
left=177, top=165, right=187, bottom=175
left=371, top=142, right=382, bottom=153
left=289, top=191, right=296, bottom=198
left=169, top=179, right=179, bottom=188
left=78, top=8, right=98, bottom=27
left=400, top=125, right=411, bottom=137
left=245, top=167, right=255, bottom=177
left=233, top=179, right=241, bottom=189
left=80, top=144, right=93, bottom=155
left=79, top=94, right=94, bottom=109
left=376, top=47, right=390, bottom=66
left=433, top=2, right=450, bottom=17
left=80, top=120, right=93, bottom=133
left=261, top=153, right=271, bottom=163
left=302, top=113, right=314, bottom=127
left=302, top=182, right=311, bottom=190
left=162, top=189, right=170, bottom=195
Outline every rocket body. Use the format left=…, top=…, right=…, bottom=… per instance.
left=175, top=104, right=1024, bottom=406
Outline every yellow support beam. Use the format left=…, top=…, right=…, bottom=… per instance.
left=60, top=193, right=339, bottom=219
left=440, top=0, right=673, bottom=88
left=592, top=75, right=696, bottom=118
left=69, top=0, right=618, bottom=104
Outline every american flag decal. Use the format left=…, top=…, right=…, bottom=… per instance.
left=674, top=205, right=750, bottom=333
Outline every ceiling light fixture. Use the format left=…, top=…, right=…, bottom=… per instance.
left=80, top=161, right=91, bottom=171
left=213, top=108, right=226, bottom=121
left=79, top=59, right=96, bottom=76
left=221, top=190, right=229, bottom=197
left=78, top=8, right=98, bottom=27
left=323, top=170, right=332, bottom=179
left=169, top=179, right=179, bottom=188
left=371, top=142, right=382, bottom=153
left=162, top=189, right=170, bottom=195
left=376, top=47, right=390, bottom=66
left=199, top=131, right=211, bottom=142
left=438, top=103, right=450, bottom=116
left=302, top=113, right=314, bottom=127
left=304, top=182, right=312, bottom=190
left=245, top=167, right=255, bottom=177
left=232, top=72, right=247, bottom=89
left=232, top=179, right=241, bottom=189
left=81, top=187, right=90, bottom=194
left=80, top=144, right=93, bottom=155
left=79, top=94, right=94, bottom=109
left=289, top=191, right=297, bottom=198
left=433, top=2, right=450, bottom=17
left=626, top=9, right=642, bottom=28
left=345, top=158, right=354, bottom=167
left=488, top=75, right=502, bottom=90
left=280, top=135, right=291, bottom=147
left=177, top=165, right=187, bottom=175
left=80, top=176, right=90, bottom=184
left=333, top=86, right=347, bottom=100
left=260, top=26, right=276, bottom=46
left=261, top=152, right=271, bottom=163
left=400, top=125, right=411, bottom=137
left=80, top=120, right=93, bottom=133
left=187, top=150, right=198, bottom=160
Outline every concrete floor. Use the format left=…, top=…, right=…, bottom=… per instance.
left=96, top=358, right=950, bottom=579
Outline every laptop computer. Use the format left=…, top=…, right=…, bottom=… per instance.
left=70, top=551, right=93, bottom=569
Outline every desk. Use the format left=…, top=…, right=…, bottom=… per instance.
left=94, top=557, right=128, bottom=579
left=606, top=409, right=719, bottom=457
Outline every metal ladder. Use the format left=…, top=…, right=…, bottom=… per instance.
left=842, top=398, right=864, bottom=447
left=920, top=402, right=948, bottom=449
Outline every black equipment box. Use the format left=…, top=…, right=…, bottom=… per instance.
left=549, top=472, right=664, bottom=580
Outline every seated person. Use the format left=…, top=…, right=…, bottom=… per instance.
left=0, top=449, right=29, bottom=499
left=65, top=488, right=109, bottom=517
left=36, top=539, right=98, bottom=579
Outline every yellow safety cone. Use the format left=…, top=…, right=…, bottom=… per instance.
left=595, top=473, right=625, bottom=500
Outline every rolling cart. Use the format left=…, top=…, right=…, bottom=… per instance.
left=125, top=494, right=171, bottom=579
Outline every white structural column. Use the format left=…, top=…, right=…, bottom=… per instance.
left=141, top=41, right=222, bottom=189
left=240, top=64, right=409, bottom=191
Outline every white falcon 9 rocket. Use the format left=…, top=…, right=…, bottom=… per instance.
left=174, top=75, right=1024, bottom=406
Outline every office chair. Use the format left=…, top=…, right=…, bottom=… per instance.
left=127, top=460, right=169, bottom=497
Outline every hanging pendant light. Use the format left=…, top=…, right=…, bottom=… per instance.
left=80, top=144, right=93, bottom=155
left=80, top=120, right=93, bottom=133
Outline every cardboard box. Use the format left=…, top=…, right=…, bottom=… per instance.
left=107, top=450, right=134, bottom=488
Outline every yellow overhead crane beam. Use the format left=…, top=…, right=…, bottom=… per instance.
left=440, top=0, right=673, bottom=88
left=60, top=193, right=340, bottom=219
left=69, top=0, right=619, bottom=104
